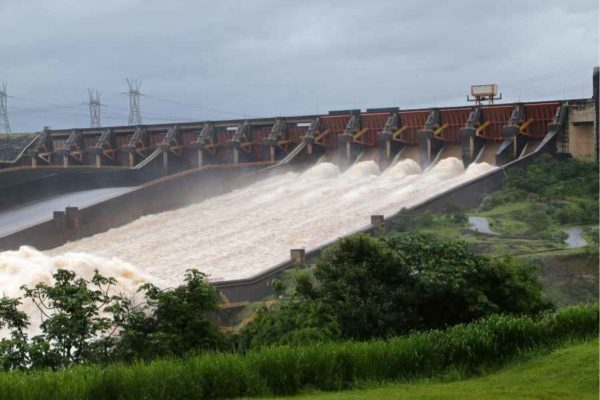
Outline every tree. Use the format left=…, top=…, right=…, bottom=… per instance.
left=240, top=273, right=340, bottom=349
left=114, top=269, right=224, bottom=360
left=0, top=268, right=226, bottom=369
left=0, top=297, right=29, bottom=370
left=21, top=269, right=124, bottom=368
left=243, top=234, right=552, bottom=346
left=392, top=208, right=434, bottom=232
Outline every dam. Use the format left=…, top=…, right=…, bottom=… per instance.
left=0, top=75, right=597, bottom=307
left=46, top=158, right=494, bottom=283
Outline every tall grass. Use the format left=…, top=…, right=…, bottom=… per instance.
left=0, top=304, right=596, bottom=400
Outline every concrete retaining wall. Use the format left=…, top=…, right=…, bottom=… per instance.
left=0, top=167, right=160, bottom=211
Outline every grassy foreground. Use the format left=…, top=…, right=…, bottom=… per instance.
left=259, top=339, right=599, bottom=400
left=0, top=305, right=596, bottom=400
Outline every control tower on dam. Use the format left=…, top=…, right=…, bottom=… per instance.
left=0, top=72, right=597, bottom=303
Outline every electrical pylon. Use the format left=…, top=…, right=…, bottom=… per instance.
left=126, top=79, right=143, bottom=125
left=0, top=82, right=11, bottom=134
left=87, top=88, right=104, bottom=128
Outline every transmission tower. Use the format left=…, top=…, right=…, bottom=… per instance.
left=125, top=78, right=143, bottom=125
left=87, top=88, right=104, bottom=128
left=0, top=82, right=11, bottom=134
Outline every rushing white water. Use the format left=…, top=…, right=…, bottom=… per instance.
left=29, top=157, right=495, bottom=284
left=0, top=156, right=496, bottom=332
left=0, top=246, right=160, bottom=335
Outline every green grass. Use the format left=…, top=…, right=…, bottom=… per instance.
left=478, top=201, right=536, bottom=236
left=256, top=339, right=599, bottom=400
left=0, top=305, right=596, bottom=400
left=401, top=212, right=569, bottom=257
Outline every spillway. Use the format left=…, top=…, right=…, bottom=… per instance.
left=0, top=157, right=495, bottom=333
left=0, top=157, right=495, bottom=327
left=36, top=158, right=492, bottom=282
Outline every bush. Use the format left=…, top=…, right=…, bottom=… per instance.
left=244, top=234, right=552, bottom=346
left=445, top=203, right=468, bottom=224
left=505, top=155, right=598, bottom=199
left=392, top=208, right=434, bottom=232
left=0, top=304, right=596, bottom=400
left=0, top=269, right=225, bottom=370
left=483, top=155, right=598, bottom=218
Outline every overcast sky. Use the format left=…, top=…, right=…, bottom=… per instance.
left=1, top=0, right=598, bottom=132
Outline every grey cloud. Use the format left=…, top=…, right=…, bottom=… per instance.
left=0, top=0, right=597, bottom=132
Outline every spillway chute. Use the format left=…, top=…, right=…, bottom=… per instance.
left=35, top=157, right=495, bottom=285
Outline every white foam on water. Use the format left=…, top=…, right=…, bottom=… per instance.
left=0, top=157, right=497, bottom=320
left=0, top=246, right=160, bottom=335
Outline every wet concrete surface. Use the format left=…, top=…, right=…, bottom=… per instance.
left=0, top=187, right=136, bottom=237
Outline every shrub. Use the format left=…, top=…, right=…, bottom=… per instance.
left=392, top=208, right=434, bottom=231
left=0, top=269, right=225, bottom=370
left=0, top=304, right=596, bottom=400
left=244, top=234, right=552, bottom=346
left=445, top=203, right=468, bottom=224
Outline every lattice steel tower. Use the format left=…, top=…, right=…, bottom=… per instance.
left=87, top=88, right=103, bottom=128
left=0, top=82, right=11, bottom=134
left=126, top=79, right=143, bottom=125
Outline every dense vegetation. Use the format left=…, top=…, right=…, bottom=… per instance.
left=0, top=233, right=551, bottom=368
left=0, top=305, right=596, bottom=400
left=259, top=339, right=599, bottom=400
left=241, top=234, right=550, bottom=348
left=384, top=155, right=599, bottom=308
left=482, top=155, right=599, bottom=227
left=392, top=155, right=599, bottom=251
left=0, top=270, right=224, bottom=370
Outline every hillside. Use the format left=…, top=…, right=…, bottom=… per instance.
left=389, top=155, right=599, bottom=306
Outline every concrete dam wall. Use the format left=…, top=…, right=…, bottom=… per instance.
left=0, top=91, right=596, bottom=315
left=0, top=154, right=495, bottom=316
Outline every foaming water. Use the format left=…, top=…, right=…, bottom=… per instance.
left=0, top=246, right=160, bottom=334
left=40, top=157, right=495, bottom=283
left=0, top=157, right=496, bottom=308
left=382, top=158, right=422, bottom=177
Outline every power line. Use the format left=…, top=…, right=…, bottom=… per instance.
left=142, top=94, right=258, bottom=118
left=10, top=88, right=196, bottom=122
left=9, top=95, right=88, bottom=112
left=99, top=100, right=199, bottom=121
left=9, top=95, right=194, bottom=124
left=9, top=104, right=89, bottom=118
left=8, top=102, right=196, bottom=124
